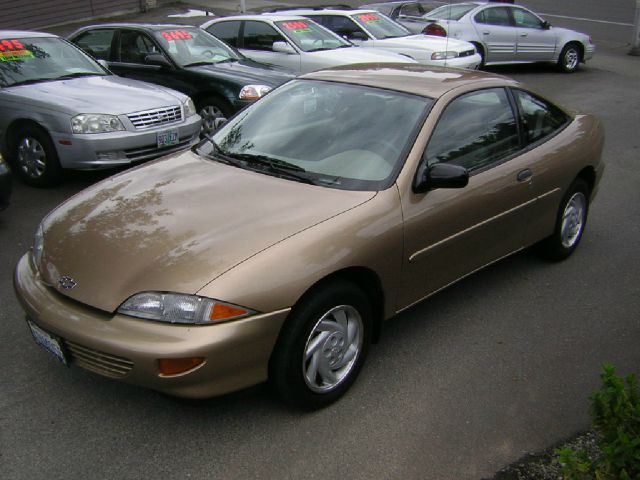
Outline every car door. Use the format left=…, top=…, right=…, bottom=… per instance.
left=472, top=6, right=517, bottom=63
left=239, top=21, right=302, bottom=72
left=108, top=29, right=186, bottom=93
left=398, top=88, right=536, bottom=308
left=511, top=7, right=557, bottom=62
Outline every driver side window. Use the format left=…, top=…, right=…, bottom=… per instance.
left=118, top=31, right=160, bottom=64
left=243, top=21, right=284, bottom=51
left=424, top=88, right=520, bottom=172
left=512, top=8, right=544, bottom=29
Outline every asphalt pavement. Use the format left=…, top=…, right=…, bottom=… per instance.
left=1, top=2, right=639, bottom=479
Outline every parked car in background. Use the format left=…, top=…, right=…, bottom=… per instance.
left=275, top=8, right=480, bottom=69
left=421, top=2, right=594, bottom=71
left=0, top=30, right=201, bottom=187
left=201, top=14, right=416, bottom=74
left=0, top=153, right=11, bottom=210
left=69, top=24, right=294, bottom=134
left=15, top=65, right=604, bottom=408
left=360, top=1, right=440, bottom=33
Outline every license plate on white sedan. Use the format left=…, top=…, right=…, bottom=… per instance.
left=157, top=129, right=179, bottom=148
left=28, top=320, right=68, bottom=365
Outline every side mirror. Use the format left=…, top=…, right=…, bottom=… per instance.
left=272, top=41, right=296, bottom=54
left=145, top=53, right=172, bottom=67
left=413, top=163, right=468, bottom=193
left=348, top=31, right=369, bottom=41
left=542, top=20, right=551, bottom=30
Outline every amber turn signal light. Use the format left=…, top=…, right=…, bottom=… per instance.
left=158, top=357, right=204, bottom=376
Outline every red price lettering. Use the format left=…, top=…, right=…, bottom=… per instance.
left=282, top=21, right=308, bottom=30
left=0, top=39, right=23, bottom=51
left=161, top=30, right=193, bottom=41
left=358, top=14, right=379, bottom=22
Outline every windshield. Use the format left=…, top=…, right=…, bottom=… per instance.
left=0, top=36, right=106, bottom=88
left=274, top=20, right=351, bottom=52
left=153, top=27, right=241, bottom=66
left=427, top=3, right=477, bottom=20
left=351, top=12, right=411, bottom=39
left=199, top=79, right=433, bottom=191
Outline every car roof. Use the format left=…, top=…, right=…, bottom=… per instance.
left=302, top=64, right=518, bottom=99
left=273, top=9, right=380, bottom=16
left=0, top=30, right=58, bottom=39
left=211, top=14, right=315, bottom=22
left=72, top=23, right=200, bottom=31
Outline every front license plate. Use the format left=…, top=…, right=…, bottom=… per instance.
left=157, top=129, right=179, bottom=148
left=28, top=320, right=68, bottom=365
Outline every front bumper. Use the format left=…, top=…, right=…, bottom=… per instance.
left=50, top=114, right=202, bottom=170
left=14, top=253, right=289, bottom=398
left=428, top=52, right=482, bottom=70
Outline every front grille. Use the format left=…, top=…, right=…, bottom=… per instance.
left=64, top=339, right=134, bottom=378
left=460, top=49, right=476, bottom=58
left=127, top=105, right=182, bottom=129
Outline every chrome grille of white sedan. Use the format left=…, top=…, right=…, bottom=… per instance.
left=127, top=106, right=182, bottom=129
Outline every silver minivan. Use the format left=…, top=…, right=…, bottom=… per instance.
left=0, top=30, right=201, bottom=186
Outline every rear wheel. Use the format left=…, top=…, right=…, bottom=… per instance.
left=558, top=42, right=581, bottom=73
left=12, top=125, right=62, bottom=187
left=269, top=280, right=372, bottom=409
left=538, top=178, right=589, bottom=260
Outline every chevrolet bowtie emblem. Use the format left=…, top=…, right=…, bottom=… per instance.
left=58, top=276, right=77, bottom=290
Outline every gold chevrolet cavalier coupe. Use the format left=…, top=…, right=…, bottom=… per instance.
left=14, top=65, right=604, bottom=409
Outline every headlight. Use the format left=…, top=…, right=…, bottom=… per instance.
left=33, top=223, right=44, bottom=269
left=431, top=51, right=459, bottom=60
left=117, top=292, right=256, bottom=324
left=183, top=97, right=197, bottom=117
left=239, top=84, right=272, bottom=101
left=71, top=114, right=125, bottom=134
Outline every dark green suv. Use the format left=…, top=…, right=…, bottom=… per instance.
left=69, top=24, right=295, bottom=134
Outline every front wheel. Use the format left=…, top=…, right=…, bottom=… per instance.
left=197, top=97, right=231, bottom=136
left=558, top=43, right=581, bottom=73
left=269, top=280, right=372, bottom=409
left=538, top=178, right=589, bottom=260
left=12, top=125, right=62, bottom=187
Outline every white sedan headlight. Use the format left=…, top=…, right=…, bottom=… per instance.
left=239, top=85, right=272, bottom=101
left=118, top=292, right=256, bottom=324
left=431, top=51, right=459, bottom=60
left=183, top=97, right=197, bottom=117
left=71, top=114, right=125, bottom=134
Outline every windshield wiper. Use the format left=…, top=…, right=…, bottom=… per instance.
left=184, top=58, right=236, bottom=67
left=228, top=152, right=315, bottom=184
left=199, top=138, right=244, bottom=168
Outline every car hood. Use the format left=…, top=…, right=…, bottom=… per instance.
left=308, top=46, right=416, bottom=64
left=375, top=35, right=474, bottom=52
left=5, top=75, right=183, bottom=115
left=39, top=149, right=375, bottom=312
left=188, top=58, right=295, bottom=86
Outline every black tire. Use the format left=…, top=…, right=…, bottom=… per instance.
left=269, top=280, right=372, bottom=409
left=537, top=178, right=590, bottom=261
left=472, top=42, right=486, bottom=68
left=197, top=97, right=232, bottom=136
left=11, top=125, right=62, bottom=187
left=558, top=42, right=581, bottom=73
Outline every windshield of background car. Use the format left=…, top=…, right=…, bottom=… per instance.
left=152, top=27, right=241, bottom=66
left=274, top=20, right=351, bottom=52
left=427, top=3, right=476, bottom=20
left=200, top=79, right=433, bottom=191
left=352, top=12, right=411, bottom=39
left=0, top=36, right=106, bottom=87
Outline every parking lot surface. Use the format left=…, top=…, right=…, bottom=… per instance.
left=1, top=2, right=639, bottom=479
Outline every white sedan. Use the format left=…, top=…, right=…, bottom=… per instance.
left=274, top=9, right=481, bottom=70
left=201, top=14, right=416, bottom=74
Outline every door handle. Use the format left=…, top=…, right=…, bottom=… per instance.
left=517, top=169, right=533, bottom=182
left=520, top=33, right=528, bottom=37
left=483, top=31, right=490, bottom=35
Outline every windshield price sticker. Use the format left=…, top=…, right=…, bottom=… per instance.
left=0, top=39, right=35, bottom=61
left=282, top=21, right=312, bottom=33
left=358, top=13, right=381, bottom=23
left=161, top=30, right=193, bottom=41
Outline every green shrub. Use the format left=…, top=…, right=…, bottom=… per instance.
left=558, top=364, right=640, bottom=480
